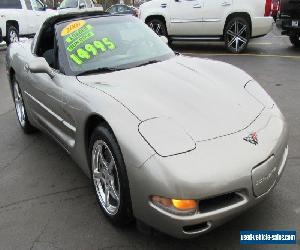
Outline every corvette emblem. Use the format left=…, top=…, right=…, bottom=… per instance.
left=243, top=132, right=258, bottom=145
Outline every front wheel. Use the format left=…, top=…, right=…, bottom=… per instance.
left=224, top=17, right=250, bottom=53
left=89, top=125, right=133, bottom=226
left=289, top=34, right=300, bottom=48
left=6, top=26, right=19, bottom=46
left=13, top=79, right=36, bottom=134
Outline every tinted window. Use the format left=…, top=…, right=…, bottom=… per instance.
left=0, top=0, right=22, bottom=9
left=24, top=0, right=32, bottom=10
left=85, top=0, right=93, bottom=8
left=59, top=0, right=78, bottom=9
left=31, top=0, right=44, bottom=11
left=56, top=16, right=174, bottom=76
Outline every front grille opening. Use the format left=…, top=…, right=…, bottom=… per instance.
left=183, top=222, right=210, bottom=234
left=198, top=192, right=244, bottom=213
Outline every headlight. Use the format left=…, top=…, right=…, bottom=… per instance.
left=245, top=80, right=274, bottom=108
left=139, top=117, right=196, bottom=157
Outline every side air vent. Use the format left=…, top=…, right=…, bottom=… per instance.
left=198, top=192, right=244, bottom=213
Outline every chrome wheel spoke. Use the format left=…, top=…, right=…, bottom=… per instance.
left=237, top=35, right=247, bottom=45
left=109, top=184, right=119, bottom=202
left=93, top=169, right=102, bottom=179
left=105, top=186, right=110, bottom=207
left=155, top=24, right=161, bottom=34
left=226, top=30, right=235, bottom=37
left=238, top=25, right=247, bottom=36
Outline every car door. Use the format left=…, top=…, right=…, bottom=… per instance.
left=201, top=0, right=233, bottom=35
left=169, top=0, right=204, bottom=36
left=23, top=51, right=67, bottom=149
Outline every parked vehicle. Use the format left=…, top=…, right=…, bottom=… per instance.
left=6, top=11, right=288, bottom=238
left=139, top=0, right=274, bottom=53
left=58, top=0, right=103, bottom=13
left=106, top=4, right=138, bottom=17
left=271, top=0, right=279, bottom=20
left=280, top=0, right=300, bottom=47
left=0, top=0, right=56, bottom=45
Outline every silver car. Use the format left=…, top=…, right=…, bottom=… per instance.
left=6, top=12, right=289, bottom=238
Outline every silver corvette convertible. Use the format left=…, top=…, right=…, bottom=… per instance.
left=6, top=12, right=288, bottom=238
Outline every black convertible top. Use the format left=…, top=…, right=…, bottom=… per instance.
left=44, top=11, right=109, bottom=27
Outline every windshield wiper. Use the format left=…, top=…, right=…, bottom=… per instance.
left=77, top=67, right=122, bottom=76
left=135, top=60, right=160, bottom=68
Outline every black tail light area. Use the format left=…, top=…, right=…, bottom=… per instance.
left=198, top=192, right=244, bottom=213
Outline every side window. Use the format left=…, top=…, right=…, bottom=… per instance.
left=85, top=0, right=93, bottom=8
left=0, top=0, right=22, bottom=9
left=59, top=0, right=78, bottom=9
left=24, top=0, right=33, bottom=10
left=31, top=0, right=45, bottom=11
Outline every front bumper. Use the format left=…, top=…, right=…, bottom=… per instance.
left=128, top=106, right=288, bottom=238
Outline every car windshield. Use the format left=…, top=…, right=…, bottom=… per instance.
left=59, top=0, right=78, bottom=9
left=56, top=15, right=175, bottom=76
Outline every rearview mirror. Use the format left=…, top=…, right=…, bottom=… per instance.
left=160, top=36, right=168, bottom=44
left=27, top=57, right=55, bottom=79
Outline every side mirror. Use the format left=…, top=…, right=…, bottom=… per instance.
left=27, top=57, right=55, bottom=79
left=79, top=3, right=86, bottom=9
left=160, top=36, right=168, bottom=44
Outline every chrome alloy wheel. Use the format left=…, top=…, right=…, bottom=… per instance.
left=9, top=30, right=19, bottom=43
left=226, top=20, right=248, bottom=53
left=13, top=82, right=26, bottom=127
left=149, top=21, right=163, bottom=36
left=92, top=140, right=121, bottom=215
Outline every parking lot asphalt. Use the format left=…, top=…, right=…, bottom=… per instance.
left=0, top=26, right=299, bottom=250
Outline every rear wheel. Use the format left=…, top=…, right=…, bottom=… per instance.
left=147, top=18, right=168, bottom=37
left=13, top=79, right=36, bottom=134
left=289, top=34, right=300, bottom=48
left=6, top=26, right=19, bottom=46
left=224, top=17, right=250, bottom=53
left=89, top=125, right=133, bottom=226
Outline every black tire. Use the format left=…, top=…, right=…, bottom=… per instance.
left=6, top=25, right=19, bottom=46
left=289, top=35, right=300, bottom=48
left=147, top=18, right=168, bottom=38
left=89, top=125, right=133, bottom=226
left=224, top=16, right=251, bottom=53
left=12, top=77, right=37, bottom=134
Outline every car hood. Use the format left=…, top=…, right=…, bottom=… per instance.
left=77, top=56, right=264, bottom=141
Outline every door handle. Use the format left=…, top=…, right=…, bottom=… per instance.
left=221, top=1, right=231, bottom=6
left=193, top=3, right=202, bottom=8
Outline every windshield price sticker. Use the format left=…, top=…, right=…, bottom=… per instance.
left=61, top=20, right=86, bottom=37
left=69, top=38, right=116, bottom=65
left=62, top=21, right=117, bottom=65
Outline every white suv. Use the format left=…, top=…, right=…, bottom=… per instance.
left=0, top=0, right=56, bottom=45
left=139, top=0, right=273, bottom=53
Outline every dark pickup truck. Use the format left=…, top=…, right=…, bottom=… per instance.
left=280, top=0, right=300, bottom=47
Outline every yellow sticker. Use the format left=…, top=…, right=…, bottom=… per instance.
left=61, top=20, right=86, bottom=37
